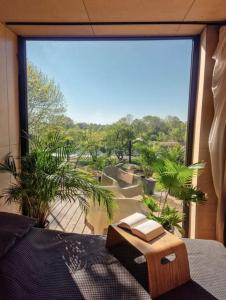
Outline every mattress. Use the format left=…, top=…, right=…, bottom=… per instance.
left=1, top=212, right=226, bottom=299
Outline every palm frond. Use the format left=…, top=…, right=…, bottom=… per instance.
left=143, top=196, right=160, bottom=213
left=0, top=133, right=115, bottom=226
left=48, top=167, right=114, bottom=219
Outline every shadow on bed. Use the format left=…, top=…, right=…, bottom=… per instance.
left=1, top=213, right=226, bottom=300
left=56, top=232, right=148, bottom=299
left=157, top=281, right=218, bottom=300
left=0, top=212, right=150, bottom=300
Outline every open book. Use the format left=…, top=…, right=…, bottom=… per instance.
left=118, top=213, right=164, bottom=242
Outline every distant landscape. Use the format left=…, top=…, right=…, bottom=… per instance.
left=28, top=62, right=187, bottom=167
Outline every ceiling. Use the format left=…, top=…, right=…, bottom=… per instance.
left=0, top=0, right=225, bottom=36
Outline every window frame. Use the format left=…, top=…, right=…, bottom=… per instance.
left=18, top=35, right=200, bottom=236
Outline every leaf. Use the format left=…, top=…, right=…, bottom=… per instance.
left=143, top=196, right=160, bottom=213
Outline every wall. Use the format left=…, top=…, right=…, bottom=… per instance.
left=0, top=23, right=20, bottom=213
left=189, top=26, right=219, bottom=239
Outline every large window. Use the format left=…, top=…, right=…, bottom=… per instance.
left=25, top=38, right=193, bottom=157
left=20, top=37, right=197, bottom=235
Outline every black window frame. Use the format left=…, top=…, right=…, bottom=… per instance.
left=18, top=35, right=200, bottom=236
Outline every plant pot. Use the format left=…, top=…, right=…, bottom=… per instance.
left=142, top=177, right=156, bottom=195
left=35, top=219, right=50, bottom=228
left=163, top=224, right=175, bottom=234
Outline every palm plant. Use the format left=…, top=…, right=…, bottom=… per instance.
left=159, top=144, right=185, bottom=164
left=143, top=159, right=205, bottom=234
left=144, top=196, right=184, bottom=233
left=0, top=133, right=114, bottom=227
left=159, top=206, right=184, bottom=233
left=153, top=159, right=205, bottom=208
left=137, top=144, right=158, bottom=177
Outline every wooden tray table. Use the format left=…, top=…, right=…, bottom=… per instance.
left=106, top=225, right=190, bottom=298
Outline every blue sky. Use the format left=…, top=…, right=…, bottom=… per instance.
left=27, top=39, right=192, bottom=124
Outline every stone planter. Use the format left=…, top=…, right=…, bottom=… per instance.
left=142, top=177, right=156, bottom=195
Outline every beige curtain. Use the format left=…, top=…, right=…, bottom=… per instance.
left=209, top=27, right=226, bottom=242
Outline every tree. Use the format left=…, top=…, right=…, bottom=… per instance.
left=132, top=119, right=148, bottom=138
left=86, top=130, right=105, bottom=162
left=164, top=116, right=186, bottom=143
left=142, top=115, right=167, bottom=138
left=27, top=62, right=66, bottom=134
left=105, top=123, right=135, bottom=162
left=55, top=115, right=74, bottom=129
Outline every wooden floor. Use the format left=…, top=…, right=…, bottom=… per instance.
left=47, top=199, right=92, bottom=234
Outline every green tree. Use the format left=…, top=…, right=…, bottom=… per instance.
left=165, top=116, right=186, bottom=143
left=27, top=62, right=66, bottom=134
left=105, top=123, right=135, bottom=161
left=86, top=130, right=105, bottom=162
left=142, top=115, right=167, bottom=140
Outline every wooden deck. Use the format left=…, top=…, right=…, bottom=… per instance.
left=47, top=199, right=92, bottom=234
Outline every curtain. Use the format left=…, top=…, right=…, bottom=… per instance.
left=209, top=27, right=226, bottom=242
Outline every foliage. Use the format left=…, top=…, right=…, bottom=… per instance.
left=164, top=116, right=187, bottom=144
left=105, top=122, right=135, bottom=161
left=86, top=130, right=105, bottom=162
left=143, top=196, right=160, bottom=213
left=153, top=159, right=206, bottom=206
left=144, top=196, right=184, bottom=233
left=143, top=159, right=205, bottom=234
left=136, top=144, right=158, bottom=177
left=62, top=115, right=187, bottom=166
left=158, top=144, right=185, bottom=164
left=27, top=62, right=67, bottom=134
left=0, top=133, right=114, bottom=227
left=88, top=155, right=118, bottom=172
left=27, top=62, right=188, bottom=167
left=157, top=206, right=184, bottom=234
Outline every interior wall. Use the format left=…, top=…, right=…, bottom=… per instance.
left=189, top=26, right=219, bottom=239
left=0, top=23, right=20, bottom=213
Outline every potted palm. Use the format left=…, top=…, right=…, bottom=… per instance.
left=0, top=133, right=114, bottom=228
left=143, top=159, right=206, bottom=234
left=143, top=196, right=184, bottom=234
left=138, top=145, right=157, bottom=195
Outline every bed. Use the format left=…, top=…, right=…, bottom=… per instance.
left=0, top=212, right=226, bottom=299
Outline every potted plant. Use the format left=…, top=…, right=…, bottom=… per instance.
left=137, top=144, right=157, bottom=195
left=0, top=133, right=114, bottom=228
left=143, top=196, right=184, bottom=234
left=143, top=159, right=206, bottom=234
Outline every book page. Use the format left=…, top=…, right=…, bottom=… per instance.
left=133, top=219, right=163, bottom=235
left=119, top=212, right=147, bottom=228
